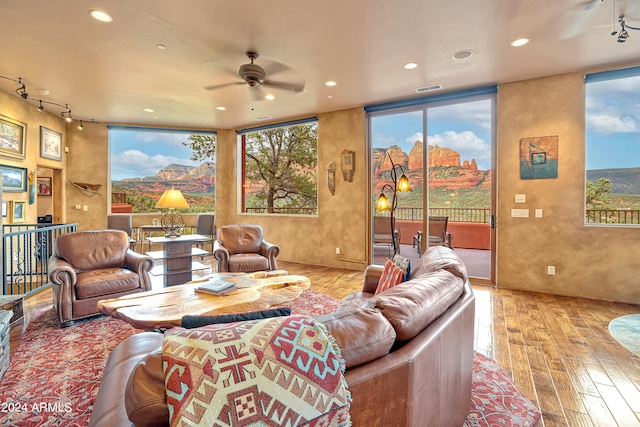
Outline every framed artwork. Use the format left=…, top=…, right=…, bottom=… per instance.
left=11, top=200, right=26, bottom=223
left=0, top=164, right=28, bottom=192
left=1, top=201, right=7, bottom=218
left=0, top=114, right=26, bottom=159
left=37, top=177, right=52, bottom=196
left=40, top=126, right=63, bottom=161
left=519, top=135, right=558, bottom=179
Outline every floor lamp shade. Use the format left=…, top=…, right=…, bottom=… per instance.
left=156, top=189, right=189, bottom=237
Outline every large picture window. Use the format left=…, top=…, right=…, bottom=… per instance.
left=238, top=119, right=318, bottom=215
left=109, top=126, right=216, bottom=213
left=585, top=67, right=640, bottom=226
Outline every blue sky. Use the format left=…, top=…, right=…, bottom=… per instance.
left=110, top=128, right=215, bottom=181
left=370, top=99, right=493, bottom=170
left=585, top=75, right=640, bottom=170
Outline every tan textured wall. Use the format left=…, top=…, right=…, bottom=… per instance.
left=497, top=72, right=640, bottom=304
left=65, top=123, right=109, bottom=230
left=218, top=108, right=369, bottom=270
left=0, top=91, right=67, bottom=224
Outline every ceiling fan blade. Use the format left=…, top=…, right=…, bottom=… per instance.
left=262, top=60, right=292, bottom=77
left=262, top=79, right=305, bottom=92
left=250, top=85, right=266, bottom=102
left=204, top=81, right=244, bottom=91
left=558, top=0, right=603, bottom=39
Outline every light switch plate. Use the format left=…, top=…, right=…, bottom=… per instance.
left=535, top=209, right=543, bottom=218
left=511, top=208, right=529, bottom=218
left=515, top=194, right=526, bottom=203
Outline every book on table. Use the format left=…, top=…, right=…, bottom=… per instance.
left=195, top=279, right=238, bottom=296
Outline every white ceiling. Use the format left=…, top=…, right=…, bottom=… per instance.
left=1, top=0, right=640, bottom=130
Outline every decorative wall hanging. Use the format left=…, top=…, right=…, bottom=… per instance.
left=70, top=180, right=101, bottom=196
left=0, top=164, right=28, bottom=192
left=519, top=135, right=558, bottom=179
left=40, top=126, right=63, bottom=161
left=11, top=200, right=26, bottom=223
left=0, top=114, right=26, bottom=159
left=28, top=171, right=36, bottom=204
left=341, top=150, right=355, bottom=182
left=37, top=177, right=52, bottom=196
left=327, top=161, right=336, bottom=195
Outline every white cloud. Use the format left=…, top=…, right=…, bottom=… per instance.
left=405, top=132, right=423, bottom=145
left=372, top=132, right=397, bottom=147
left=427, top=130, right=491, bottom=169
left=111, top=149, right=199, bottom=181
left=588, top=113, right=638, bottom=134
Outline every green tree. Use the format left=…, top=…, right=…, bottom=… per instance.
left=245, top=124, right=318, bottom=213
left=182, top=134, right=217, bottom=161
left=586, top=178, right=613, bottom=209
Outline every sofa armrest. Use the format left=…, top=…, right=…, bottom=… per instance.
left=124, top=250, right=154, bottom=291
left=363, top=264, right=384, bottom=293
left=48, top=255, right=77, bottom=287
left=260, top=240, right=280, bottom=270
left=213, top=240, right=230, bottom=272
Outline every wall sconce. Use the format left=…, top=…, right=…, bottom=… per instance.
left=155, top=188, right=189, bottom=237
left=374, top=152, right=412, bottom=255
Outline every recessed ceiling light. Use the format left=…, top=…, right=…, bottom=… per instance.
left=265, top=94, right=276, bottom=100
left=404, top=62, right=418, bottom=70
left=328, top=95, right=333, bottom=99
left=156, top=44, right=166, bottom=50
left=325, top=81, right=337, bottom=87
left=511, top=38, right=530, bottom=47
left=453, top=49, right=474, bottom=60
left=38, top=89, right=50, bottom=96
left=89, top=10, right=113, bottom=23
left=153, top=116, right=159, bottom=119
left=144, top=108, right=154, bottom=113
left=216, top=106, right=226, bottom=111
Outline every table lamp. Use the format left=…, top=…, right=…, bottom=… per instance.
left=155, top=188, right=189, bottom=237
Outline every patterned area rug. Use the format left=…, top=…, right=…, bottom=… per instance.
left=608, top=313, right=640, bottom=357
left=0, top=289, right=540, bottom=426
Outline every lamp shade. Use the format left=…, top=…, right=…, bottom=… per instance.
left=156, top=189, right=189, bottom=209
left=397, top=174, right=412, bottom=192
left=375, top=192, right=391, bottom=212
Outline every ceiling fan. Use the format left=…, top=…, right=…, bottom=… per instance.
left=205, top=51, right=305, bottom=100
left=558, top=0, right=605, bottom=39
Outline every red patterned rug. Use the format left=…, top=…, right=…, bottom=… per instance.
left=0, top=289, right=540, bottom=426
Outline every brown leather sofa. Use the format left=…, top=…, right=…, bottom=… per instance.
left=89, top=246, right=475, bottom=427
left=213, top=224, right=280, bottom=273
left=48, top=230, right=154, bottom=327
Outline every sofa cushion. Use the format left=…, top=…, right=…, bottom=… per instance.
left=124, top=347, right=169, bottom=427
left=162, top=316, right=351, bottom=426
left=375, top=269, right=464, bottom=342
left=410, top=245, right=468, bottom=281
left=392, top=254, right=411, bottom=281
left=55, top=230, right=129, bottom=272
left=228, top=253, right=269, bottom=272
left=180, top=307, right=291, bottom=328
left=314, top=306, right=396, bottom=368
left=75, top=268, right=140, bottom=300
left=375, top=258, right=405, bottom=295
left=337, top=292, right=376, bottom=312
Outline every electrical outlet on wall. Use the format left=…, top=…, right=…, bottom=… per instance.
left=335, top=247, right=341, bottom=255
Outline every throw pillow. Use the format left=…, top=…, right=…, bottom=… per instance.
left=163, top=316, right=351, bottom=427
left=375, top=258, right=406, bottom=295
left=392, top=254, right=411, bottom=281
left=180, top=307, right=291, bottom=329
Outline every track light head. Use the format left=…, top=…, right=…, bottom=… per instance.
left=37, top=100, right=44, bottom=112
left=78, top=120, right=84, bottom=130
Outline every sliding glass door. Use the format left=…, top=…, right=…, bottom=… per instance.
left=367, top=89, right=495, bottom=281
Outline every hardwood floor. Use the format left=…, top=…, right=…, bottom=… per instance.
left=9, top=260, right=640, bottom=426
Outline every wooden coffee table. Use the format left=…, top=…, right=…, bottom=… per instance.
left=97, top=271, right=310, bottom=330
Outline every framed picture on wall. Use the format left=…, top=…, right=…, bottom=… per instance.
left=40, top=126, right=63, bottom=161
left=11, top=200, right=26, bottom=223
left=37, top=177, right=52, bottom=196
left=0, top=164, right=28, bottom=192
left=0, top=114, right=26, bottom=159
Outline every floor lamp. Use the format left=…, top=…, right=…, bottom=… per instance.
left=375, top=153, right=412, bottom=255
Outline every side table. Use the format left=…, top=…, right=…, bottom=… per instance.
left=146, top=234, right=209, bottom=286
left=0, top=294, right=25, bottom=326
left=0, top=310, right=12, bottom=379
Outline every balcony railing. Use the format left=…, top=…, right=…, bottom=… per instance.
left=3, top=223, right=77, bottom=296
left=376, top=207, right=491, bottom=223
left=245, top=207, right=318, bottom=215
left=112, top=192, right=128, bottom=204
left=586, top=209, right=640, bottom=225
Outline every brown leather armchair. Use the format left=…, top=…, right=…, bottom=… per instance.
left=213, top=224, right=279, bottom=273
left=48, top=230, right=154, bottom=327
